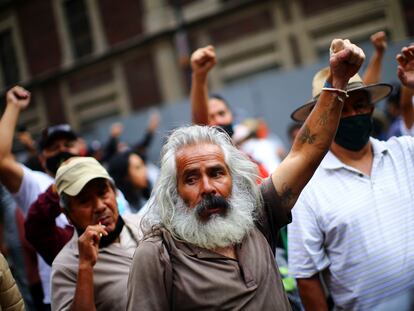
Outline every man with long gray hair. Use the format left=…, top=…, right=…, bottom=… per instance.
left=127, top=38, right=365, bottom=310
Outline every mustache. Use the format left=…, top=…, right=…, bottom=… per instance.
left=195, top=194, right=230, bottom=219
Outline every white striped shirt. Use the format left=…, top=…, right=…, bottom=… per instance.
left=288, top=136, right=414, bottom=310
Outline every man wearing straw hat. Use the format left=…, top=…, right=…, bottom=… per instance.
left=288, top=44, right=414, bottom=310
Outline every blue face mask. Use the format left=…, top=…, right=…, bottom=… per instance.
left=334, top=114, right=372, bottom=151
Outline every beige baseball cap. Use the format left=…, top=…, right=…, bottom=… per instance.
left=55, top=157, right=112, bottom=196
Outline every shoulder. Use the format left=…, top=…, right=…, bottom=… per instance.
left=52, top=236, right=77, bottom=269
left=135, top=235, right=164, bottom=260
left=384, top=135, right=414, bottom=150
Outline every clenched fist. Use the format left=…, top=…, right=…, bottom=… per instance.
left=329, top=39, right=365, bottom=90
left=370, top=31, right=387, bottom=53
left=191, top=45, right=217, bottom=79
left=6, top=86, right=30, bottom=110
left=396, top=44, right=414, bottom=90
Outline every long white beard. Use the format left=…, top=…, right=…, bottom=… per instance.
left=169, top=181, right=257, bottom=250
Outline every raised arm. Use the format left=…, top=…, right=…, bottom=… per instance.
left=0, top=86, right=31, bottom=193
left=272, top=39, right=365, bottom=210
left=190, top=45, right=217, bottom=125
left=397, top=43, right=414, bottom=130
left=25, top=184, right=74, bottom=265
left=363, top=31, right=387, bottom=85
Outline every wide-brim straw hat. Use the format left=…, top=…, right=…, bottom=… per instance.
left=290, top=67, right=392, bottom=122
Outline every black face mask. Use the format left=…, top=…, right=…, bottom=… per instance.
left=45, top=151, right=76, bottom=175
left=216, top=123, right=234, bottom=138
left=75, top=216, right=125, bottom=249
left=334, top=114, right=372, bottom=151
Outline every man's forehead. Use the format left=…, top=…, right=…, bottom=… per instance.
left=176, top=143, right=227, bottom=171
left=209, top=98, right=229, bottom=112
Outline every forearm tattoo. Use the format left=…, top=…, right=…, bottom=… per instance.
left=318, top=111, right=328, bottom=126
left=299, top=125, right=316, bottom=144
left=279, top=183, right=295, bottom=207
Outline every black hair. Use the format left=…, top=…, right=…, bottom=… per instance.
left=107, top=151, right=151, bottom=212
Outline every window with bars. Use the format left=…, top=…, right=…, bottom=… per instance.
left=62, top=0, right=93, bottom=58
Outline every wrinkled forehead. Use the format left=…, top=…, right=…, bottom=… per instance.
left=175, top=143, right=227, bottom=170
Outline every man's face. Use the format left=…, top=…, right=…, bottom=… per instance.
left=41, top=137, right=80, bottom=158
left=65, top=179, right=119, bottom=233
left=176, top=143, right=232, bottom=213
left=341, top=90, right=374, bottom=118
left=208, top=98, right=233, bottom=126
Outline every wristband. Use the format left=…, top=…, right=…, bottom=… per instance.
left=321, top=87, right=348, bottom=104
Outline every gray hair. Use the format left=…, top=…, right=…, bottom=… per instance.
left=142, top=125, right=262, bottom=236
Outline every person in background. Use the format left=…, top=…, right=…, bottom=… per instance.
left=108, top=151, right=152, bottom=214
left=288, top=44, right=414, bottom=310
left=0, top=86, right=81, bottom=309
left=51, top=157, right=141, bottom=311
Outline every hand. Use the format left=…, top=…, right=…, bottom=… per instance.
left=110, top=122, right=123, bottom=138
left=6, top=86, right=30, bottom=110
left=396, top=44, right=414, bottom=90
left=77, top=224, right=108, bottom=268
left=147, top=110, right=160, bottom=133
left=17, top=131, right=34, bottom=147
left=191, top=45, right=216, bottom=79
left=370, top=31, right=387, bottom=53
left=329, top=39, right=365, bottom=90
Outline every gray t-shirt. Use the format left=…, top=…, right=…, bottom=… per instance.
left=127, top=177, right=292, bottom=311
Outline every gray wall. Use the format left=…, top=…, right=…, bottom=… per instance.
left=83, top=38, right=413, bottom=165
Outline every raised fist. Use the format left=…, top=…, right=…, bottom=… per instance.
left=396, top=44, right=414, bottom=90
left=191, top=45, right=217, bottom=78
left=370, top=31, right=387, bottom=53
left=6, top=86, right=30, bottom=110
left=110, top=122, right=123, bottom=138
left=329, top=39, right=365, bottom=90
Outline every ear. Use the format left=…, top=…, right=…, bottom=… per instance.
left=39, top=153, right=47, bottom=171
left=61, top=208, right=73, bottom=226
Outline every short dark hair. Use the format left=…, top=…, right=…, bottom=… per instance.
left=209, top=93, right=231, bottom=111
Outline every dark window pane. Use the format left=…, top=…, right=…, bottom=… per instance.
left=63, top=0, right=93, bottom=58
left=0, top=30, right=20, bottom=88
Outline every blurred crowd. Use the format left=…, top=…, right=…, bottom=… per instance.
left=0, top=31, right=413, bottom=311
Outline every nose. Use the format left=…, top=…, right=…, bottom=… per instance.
left=57, top=142, right=68, bottom=153
left=93, top=196, right=106, bottom=214
left=200, top=176, right=216, bottom=197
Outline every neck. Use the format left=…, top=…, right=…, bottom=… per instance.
left=330, top=141, right=373, bottom=176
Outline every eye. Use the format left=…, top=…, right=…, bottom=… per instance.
left=184, top=175, right=198, bottom=185
left=211, top=168, right=225, bottom=178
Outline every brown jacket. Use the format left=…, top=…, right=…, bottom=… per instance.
left=0, top=253, right=25, bottom=311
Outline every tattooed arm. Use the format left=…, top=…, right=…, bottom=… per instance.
left=271, top=39, right=365, bottom=211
